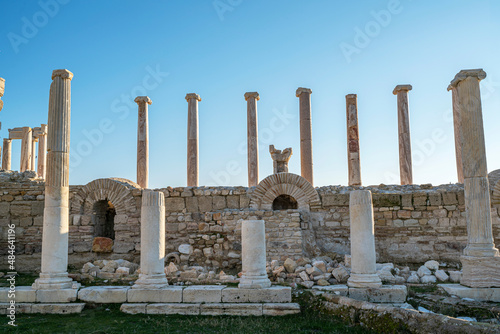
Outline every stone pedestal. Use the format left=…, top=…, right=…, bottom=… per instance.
left=245, top=92, right=259, bottom=187
left=239, top=220, right=271, bottom=289
left=346, top=94, right=361, bottom=186
left=447, top=85, right=464, bottom=183
left=132, top=190, right=168, bottom=288
left=31, top=137, right=38, bottom=171
left=393, top=85, right=413, bottom=185
left=34, top=124, right=48, bottom=178
left=2, top=138, right=11, bottom=170
left=186, top=93, right=201, bottom=187
left=33, top=69, right=74, bottom=290
left=135, top=96, right=151, bottom=188
left=347, top=190, right=382, bottom=288
left=449, top=69, right=500, bottom=288
left=269, top=145, right=292, bottom=173
left=296, top=87, right=313, bottom=186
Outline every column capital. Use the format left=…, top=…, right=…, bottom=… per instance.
left=449, top=69, right=486, bottom=89
left=0, top=77, right=5, bottom=97
left=346, top=93, right=357, bottom=100
left=244, top=92, right=259, bottom=101
left=296, top=87, right=312, bottom=97
left=134, top=96, right=152, bottom=105
left=185, top=93, right=201, bottom=102
left=392, top=84, right=412, bottom=95
left=33, top=124, right=47, bottom=138
left=51, top=69, right=73, bottom=81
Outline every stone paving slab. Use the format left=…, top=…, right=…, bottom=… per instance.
left=127, top=286, right=183, bottom=303
left=147, top=303, right=201, bottom=315
left=0, top=286, right=36, bottom=303
left=183, top=285, right=225, bottom=303
left=31, top=303, right=85, bottom=314
left=348, top=285, right=407, bottom=303
left=78, top=286, right=130, bottom=303
left=201, top=303, right=263, bottom=316
left=221, top=286, right=291, bottom=303
left=438, top=284, right=500, bottom=302
left=0, top=302, right=32, bottom=314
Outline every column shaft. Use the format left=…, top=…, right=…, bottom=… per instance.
left=448, top=86, right=464, bottom=183
left=37, top=126, right=48, bottom=178
left=31, top=138, right=38, bottom=171
left=346, top=94, right=361, bottom=186
left=2, top=139, right=11, bottom=170
left=135, top=96, right=151, bottom=188
left=20, top=127, right=32, bottom=172
left=393, top=85, right=413, bottom=185
left=296, top=88, right=313, bottom=185
left=245, top=92, right=259, bottom=187
left=239, top=220, right=271, bottom=289
left=186, top=94, right=201, bottom=187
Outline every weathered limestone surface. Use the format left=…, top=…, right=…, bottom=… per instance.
left=393, top=85, right=413, bottom=185
left=222, top=287, right=291, bottom=303
left=345, top=94, right=361, bottom=186
left=127, top=286, right=183, bottom=303
left=36, top=288, right=78, bottom=303
left=439, top=283, right=500, bottom=302
left=347, top=190, right=382, bottom=288
left=348, top=285, right=407, bottom=303
left=120, top=303, right=146, bottom=314
left=78, top=286, right=129, bottom=303
left=33, top=124, right=48, bottom=178
left=33, top=69, right=74, bottom=290
left=269, top=145, right=292, bottom=174
left=133, top=190, right=168, bottom=288
left=186, top=93, right=201, bottom=187
left=460, top=256, right=500, bottom=288
left=135, top=96, right=151, bottom=188
left=245, top=92, right=259, bottom=187
left=447, top=85, right=464, bottom=183
left=201, top=303, right=263, bottom=316
left=239, top=220, right=271, bottom=289
left=31, top=303, right=85, bottom=314
left=2, top=138, right=11, bottom=170
left=0, top=286, right=36, bottom=302
left=296, top=87, right=313, bottom=186
left=147, top=303, right=200, bottom=315
left=183, top=285, right=224, bottom=303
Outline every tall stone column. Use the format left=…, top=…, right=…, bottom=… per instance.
left=447, top=85, right=464, bottom=183
left=450, top=69, right=500, bottom=288
left=0, top=77, right=4, bottom=112
left=135, top=96, right=151, bottom=188
left=31, top=137, right=38, bottom=171
left=186, top=93, right=201, bottom=187
left=393, top=85, right=413, bottom=185
left=35, top=124, right=48, bottom=178
left=245, top=92, right=259, bottom=187
left=239, top=219, right=271, bottom=289
left=347, top=190, right=382, bottom=288
left=2, top=138, right=11, bottom=170
left=296, top=87, right=314, bottom=185
left=346, top=94, right=361, bottom=186
left=20, top=127, right=33, bottom=172
left=133, top=190, right=168, bottom=288
left=33, top=69, right=74, bottom=290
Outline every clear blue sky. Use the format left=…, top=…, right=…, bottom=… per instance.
left=1, top=0, right=499, bottom=188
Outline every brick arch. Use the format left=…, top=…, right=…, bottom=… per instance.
left=250, top=173, right=321, bottom=210
left=489, top=169, right=500, bottom=205
left=71, top=178, right=140, bottom=216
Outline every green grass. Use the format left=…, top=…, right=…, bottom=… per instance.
left=0, top=273, right=38, bottom=287
left=1, top=304, right=377, bottom=334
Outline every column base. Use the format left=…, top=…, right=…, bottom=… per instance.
left=347, top=273, right=382, bottom=288
left=32, top=272, right=75, bottom=290
left=463, top=243, right=499, bottom=257
left=460, top=255, right=500, bottom=288
left=239, top=274, right=271, bottom=289
left=132, top=273, right=169, bottom=289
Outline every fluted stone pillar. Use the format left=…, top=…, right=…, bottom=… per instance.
left=36, top=124, right=48, bottom=178
left=447, top=85, right=464, bottom=183
left=296, top=87, right=313, bottom=186
left=239, top=220, right=271, bottom=289
left=245, top=92, right=259, bottom=187
left=135, top=96, right=151, bottom=188
left=346, top=94, right=361, bottom=186
left=2, top=139, right=11, bottom=170
left=31, top=137, right=38, bottom=171
left=393, top=85, right=413, bottom=185
left=186, top=93, right=201, bottom=187
left=33, top=69, right=74, bottom=290
left=347, top=190, right=382, bottom=288
left=133, top=190, right=168, bottom=288
left=450, top=69, right=500, bottom=288
left=20, top=127, right=33, bottom=172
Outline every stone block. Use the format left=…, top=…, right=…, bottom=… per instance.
left=120, top=303, right=146, bottom=314
left=263, top=303, right=301, bottom=316
left=31, top=201, right=44, bottom=215
left=92, top=237, right=113, bottom=253
left=372, top=194, right=401, bottom=207
left=185, top=197, right=199, bottom=212
left=438, top=284, right=500, bottom=302
left=0, top=303, right=32, bottom=314
left=226, top=195, right=240, bottom=209
left=0, top=286, right=36, bottom=302
left=321, top=194, right=349, bottom=207
left=183, top=285, right=224, bottom=303
left=198, top=197, right=213, bottom=212
left=428, top=193, right=442, bottom=206
left=147, top=303, right=200, bottom=315
left=348, top=285, right=407, bottom=303
left=78, top=286, right=129, bottom=303
left=442, top=192, right=458, bottom=205
left=127, top=286, right=183, bottom=303
left=36, top=289, right=78, bottom=303
left=221, top=287, right=291, bottom=303
left=212, top=196, right=226, bottom=210
left=31, top=303, right=85, bottom=314
left=401, top=194, right=412, bottom=207
left=413, top=193, right=428, bottom=206
left=113, top=241, right=135, bottom=254
left=312, top=285, right=348, bottom=296
left=201, top=303, right=263, bottom=316
left=165, top=198, right=185, bottom=212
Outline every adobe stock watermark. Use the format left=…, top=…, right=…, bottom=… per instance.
left=213, top=0, right=243, bottom=21
left=7, top=0, right=71, bottom=54
left=339, top=0, right=408, bottom=64
left=6, top=223, right=16, bottom=326
left=69, top=65, right=169, bottom=170
left=209, top=105, right=295, bottom=185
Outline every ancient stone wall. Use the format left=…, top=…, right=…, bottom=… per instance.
left=1, top=173, right=500, bottom=272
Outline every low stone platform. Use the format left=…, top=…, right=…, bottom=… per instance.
left=313, top=285, right=407, bottom=303
left=120, top=303, right=300, bottom=316
left=439, top=284, right=500, bottom=302
left=0, top=303, right=85, bottom=314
